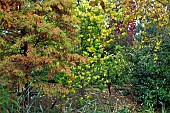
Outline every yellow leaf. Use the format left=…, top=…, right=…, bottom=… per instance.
left=154, top=54, right=158, bottom=61
left=119, top=28, right=123, bottom=31
left=78, top=84, right=82, bottom=88
left=122, top=32, right=127, bottom=36
left=78, top=66, right=82, bottom=69
left=80, top=75, right=84, bottom=80
left=156, top=40, right=162, bottom=46
left=112, top=3, right=116, bottom=9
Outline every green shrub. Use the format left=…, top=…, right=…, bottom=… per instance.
left=131, top=20, right=170, bottom=111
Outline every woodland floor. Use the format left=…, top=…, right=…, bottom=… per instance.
left=9, top=84, right=165, bottom=113
left=17, top=85, right=139, bottom=113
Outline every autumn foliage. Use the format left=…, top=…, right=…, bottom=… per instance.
left=0, top=0, right=170, bottom=112
left=0, top=0, right=86, bottom=86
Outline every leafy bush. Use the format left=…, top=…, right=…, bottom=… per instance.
left=131, top=16, right=170, bottom=111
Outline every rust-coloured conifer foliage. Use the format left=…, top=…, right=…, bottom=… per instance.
left=0, top=0, right=85, bottom=86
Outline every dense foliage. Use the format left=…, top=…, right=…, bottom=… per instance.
left=0, top=0, right=169, bottom=112
left=131, top=0, right=170, bottom=110
left=0, top=0, right=87, bottom=92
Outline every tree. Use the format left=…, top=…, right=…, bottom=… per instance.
left=72, top=0, right=136, bottom=96
left=131, top=0, right=170, bottom=110
left=0, top=0, right=86, bottom=93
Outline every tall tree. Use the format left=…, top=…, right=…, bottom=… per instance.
left=0, top=0, right=86, bottom=89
